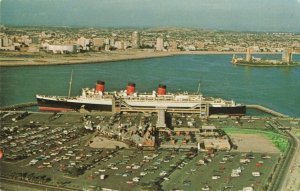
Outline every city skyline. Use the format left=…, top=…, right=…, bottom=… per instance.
left=1, top=0, right=300, bottom=32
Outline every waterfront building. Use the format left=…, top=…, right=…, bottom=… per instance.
left=168, top=41, right=178, bottom=51
left=47, top=44, right=77, bottom=54
left=21, top=35, right=31, bottom=45
left=156, top=36, right=164, bottom=51
left=93, top=38, right=105, bottom=47
left=131, top=31, right=140, bottom=48
left=115, top=40, right=125, bottom=50
left=1, top=36, right=11, bottom=47
left=186, top=44, right=196, bottom=51
left=77, top=37, right=90, bottom=51
left=109, top=38, right=115, bottom=47
left=0, top=35, right=15, bottom=50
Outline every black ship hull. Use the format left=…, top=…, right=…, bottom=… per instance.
left=37, top=97, right=246, bottom=115
left=37, top=98, right=112, bottom=112
left=209, top=105, right=246, bottom=116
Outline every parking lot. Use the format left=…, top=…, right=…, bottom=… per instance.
left=1, top=111, right=296, bottom=191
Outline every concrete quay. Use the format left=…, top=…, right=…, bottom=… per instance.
left=0, top=102, right=37, bottom=111
left=246, top=104, right=288, bottom=118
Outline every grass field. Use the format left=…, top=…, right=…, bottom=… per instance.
left=0, top=182, right=43, bottom=191
left=223, top=127, right=290, bottom=152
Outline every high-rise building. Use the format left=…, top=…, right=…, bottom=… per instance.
left=93, top=38, right=105, bottom=47
left=115, top=41, right=125, bottom=50
left=168, top=41, right=178, bottom=52
left=2, top=36, right=10, bottom=47
left=156, top=37, right=164, bottom=51
left=282, top=48, right=292, bottom=63
left=131, top=31, right=140, bottom=48
left=77, top=37, right=90, bottom=50
left=109, top=38, right=115, bottom=47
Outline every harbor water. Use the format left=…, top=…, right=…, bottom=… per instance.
left=1, top=54, right=299, bottom=117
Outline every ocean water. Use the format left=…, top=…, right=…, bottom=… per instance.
left=0, top=54, right=299, bottom=117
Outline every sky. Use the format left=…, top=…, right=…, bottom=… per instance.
left=0, top=0, right=300, bottom=32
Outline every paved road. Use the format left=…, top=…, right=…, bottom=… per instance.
left=281, top=132, right=300, bottom=191
left=268, top=130, right=297, bottom=191
left=0, top=177, right=77, bottom=191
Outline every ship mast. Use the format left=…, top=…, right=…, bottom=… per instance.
left=197, top=82, right=202, bottom=117
left=197, top=82, right=201, bottom=94
left=68, top=70, right=74, bottom=98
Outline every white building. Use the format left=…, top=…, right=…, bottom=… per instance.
left=131, top=31, right=140, bottom=48
left=104, top=38, right=110, bottom=45
left=1, top=36, right=12, bottom=47
left=156, top=37, right=164, bottom=51
left=115, top=41, right=125, bottom=50
left=0, top=35, right=15, bottom=50
left=77, top=37, right=90, bottom=51
left=109, top=38, right=115, bottom=47
left=47, top=44, right=77, bottom=54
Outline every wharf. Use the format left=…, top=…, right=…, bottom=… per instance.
left=0, top=102, right=37, bottom=111
left=246, top=104, right=288, bottom=118
left=0, top=102, right=291, bottom=119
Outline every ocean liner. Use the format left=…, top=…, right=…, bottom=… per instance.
left=36, top=81, right=246, bottom=116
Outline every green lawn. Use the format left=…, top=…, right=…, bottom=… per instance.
left=223, top=127, right=290, bottom=152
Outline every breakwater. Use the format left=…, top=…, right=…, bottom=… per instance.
left=0, top=101, right=290, bottom=119
left=0, top=102, right=37, bottom=111
left=246, top=105, right=288, bottom=118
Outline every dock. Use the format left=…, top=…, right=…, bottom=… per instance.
left=0, top=102, right=37, bottom=111
left=0, top=101, right=290, bottom=119
left=246, top=104, right=288, bottom=118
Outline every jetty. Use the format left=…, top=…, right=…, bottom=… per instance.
left=0, top=102, right=37, bottom=111
left=246, top=104, right=288, bottom=118
left=0, top=101, right=290, bottom=119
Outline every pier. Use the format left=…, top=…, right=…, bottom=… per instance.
left=156, top=107, right=167, bottom=128
left=246, top=104, right=288, bottom=118
left=0, top=102, right=290, bottom=119
left=0, top=102, right=37, bottom=111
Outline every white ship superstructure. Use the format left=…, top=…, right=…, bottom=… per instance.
left=36, top=81, right=246, bottom=116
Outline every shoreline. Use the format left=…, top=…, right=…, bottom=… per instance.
left=0, top=50, right=299, bottom=67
